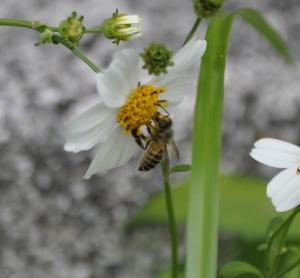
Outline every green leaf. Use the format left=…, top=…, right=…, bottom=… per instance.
left=170, top=164, right=191, bottom=173
left=219, top=261, right=263, bottom=278
left=275, top=250, right=300, bottom=278
left=154, top=267, right=184, bottom=278
left=127, top=175, right=300, bottom=240
left=236, top=8, right=292, bottom=63
left=186, top=12, right=236, bottom=278
left=264, top=208, right=300, bottom=276
left=266, top=218, right=285, bottom=241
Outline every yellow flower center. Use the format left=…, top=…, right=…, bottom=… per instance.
left=117, top=84, right=167, bottom=134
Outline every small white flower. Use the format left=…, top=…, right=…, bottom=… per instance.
left=64, top=38, right=207, bottom=179
left=250, top=138, right=300, bottom=212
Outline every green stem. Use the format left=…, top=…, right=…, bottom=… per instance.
left=185, top=13, right=236, bottom=278
left=266, top=207, right=300, bottom=278
left=273, top=258, right=300, bottom=278
left=85, top=27, right=103, bottom=33
left=182, top=17, right=202, bottom=46
left=161, top=161, right=179, bottom=278
left=0, top=18, right=58, bottom=32
left=0, top=18, right=34, bottom=29
left=61, top=42, right=101, bottom=73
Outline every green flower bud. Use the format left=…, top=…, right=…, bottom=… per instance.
left=140, top=42, right=174, bottom=76
left=59, top=11, right=85, bottom=45
left=102, top=10, right=142, bottom=45
left=35, top=29, right=53, bottom=46
left=193, top=0, right=224, bottom=18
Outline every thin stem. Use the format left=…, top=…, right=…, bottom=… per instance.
left=0, top=18, right=58, bottom=32
left=161, top=161, right=179, bottom=278
left=85, top=27, right=103, bottom=33
left=273, top=258, right=300, bottom=278
left=0, top=18, right=101, bottom=74
left=61, top=42, right=101, bottom=73
left=47, top=26, right=59, bottom=32
left=267, top=207, right=300, bottom=278
left=182, top=17, right=202, bottom=46
left=0, top=18, right=34, bottom=29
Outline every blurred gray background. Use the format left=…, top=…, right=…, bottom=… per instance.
left=0, top=0, right=300, bottom=277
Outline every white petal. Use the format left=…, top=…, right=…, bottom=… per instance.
left=64, top=102, right=117, bottom=153
left=250, top=147, right=300, bottom=168
left=96, top=49, right=139, bottom=108
left=117, top=15, right=141, bottom=24
left=275, top=189, right=300, bottom=212
left=169, top=38, right=206, bottom=75
left=158, top=74, right=195, bottom=104
left=151, top=38, right=206, bottom=103
left=84, top=127, right=138, bottom=179
left=267, top=167, right=296, bottom=198
left=254, top=138, right=300, bottom=155
left=128, top=32, right=142, bottom=40
left=118, top=27, right=141, bottom=35
left=271, top=171, right=300, bottom=206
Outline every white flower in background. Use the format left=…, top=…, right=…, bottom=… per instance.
left=64, top=38, right=207, bottom=179
left=250, top=138, right=300, bottom=212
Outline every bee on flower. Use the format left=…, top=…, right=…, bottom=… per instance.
left=250, top=138, right=300, bottom=212
left=64, top=38, right=207, bottom=179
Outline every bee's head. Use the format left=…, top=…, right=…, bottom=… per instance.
left=154, top=114, right=172, bottom=129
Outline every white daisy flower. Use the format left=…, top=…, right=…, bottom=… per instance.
left=64, top=38, right=207, bottom=179
left=250, top=138, right=300, bottom=212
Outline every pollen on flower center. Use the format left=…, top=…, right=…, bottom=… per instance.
left=117, top=84, right=167, bottom=134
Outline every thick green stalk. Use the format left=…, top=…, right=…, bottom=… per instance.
left=185, top=12, right=236, bottom=278
left=161, top=161, right=179, bottom=278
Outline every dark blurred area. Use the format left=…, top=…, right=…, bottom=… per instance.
left=0, top=0, right=300, bottom=277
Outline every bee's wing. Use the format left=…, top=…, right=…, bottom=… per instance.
left=167, top=139, right=180, bottom=161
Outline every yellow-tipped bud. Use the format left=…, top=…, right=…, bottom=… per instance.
left=102, top=10, right=142, bottom=44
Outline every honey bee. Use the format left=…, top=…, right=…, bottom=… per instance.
left=132, top=113, right=179, bottom=171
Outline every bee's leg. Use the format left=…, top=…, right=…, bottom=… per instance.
left=146, top=123, right=156, bottom=138
left=156, top=100, right=169, bottom=116
left=131, top=128, right=146, bottom=149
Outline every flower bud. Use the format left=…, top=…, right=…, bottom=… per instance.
left=140, top=42, right=174, bottom=76
left=193, top=0, right=224, bottom=18
left=35, top=29, right=53, bottom=46
left=59, top=11, right=85, bottom=45
left=102, top=10, right=142, bottom=44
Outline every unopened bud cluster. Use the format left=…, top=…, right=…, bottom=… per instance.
left=34, top=10, right=142, bottom=48
left=102, top=10, right=142, bottom=44
left=140, top=43, right=174, bottom=76
left=193, top=0, right=224, bottom=17
left=59, top=12, right=85, bottom=46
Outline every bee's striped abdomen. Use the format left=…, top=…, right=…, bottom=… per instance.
left=139, top=144, right=164, bottom=171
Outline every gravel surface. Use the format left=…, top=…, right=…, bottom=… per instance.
left=0, top=0, right=300, bottom=277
